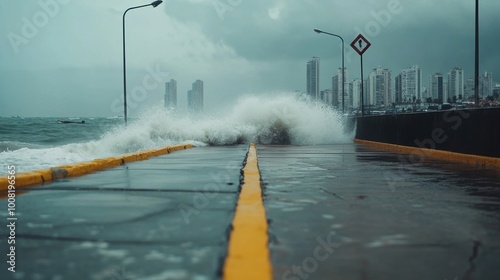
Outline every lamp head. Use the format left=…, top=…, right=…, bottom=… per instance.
left=151, top=0, right=163, bottom=7
left=314, top=29, right=322, bottom=34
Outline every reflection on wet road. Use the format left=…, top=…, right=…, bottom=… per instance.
left=0, top=143, right=499, bottom=279
left=259, top=144, right=500, bottom=280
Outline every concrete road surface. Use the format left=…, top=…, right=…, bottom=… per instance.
left=1, top=143, right=499, bottom=280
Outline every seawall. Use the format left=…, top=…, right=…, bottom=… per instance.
left=354, top=108, right=500, bottom=165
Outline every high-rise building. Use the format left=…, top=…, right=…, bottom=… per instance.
left=447, top=67, right=464, bottom=102
left=332, top=67, right=349, bottom=108
left=350, top=79, right=362, bottom=109
left=395, top=74, right=402, bottom=103
left=188, top=80, right=204, bottom=112
left=480, top=72, right=493, bottom=98
left=464, top=77, right=475, bottom=100
left=464, top=72, right=493, bottom=100
left=430, top=73, right=444, bottom=103
left=397, top=65, right=422, bottom=103
left=422, top=87, right=429, bottom=101
left=164, top=79, right=177, bottom=109
left=366, top=66, right=391, bottom=106
left=493, top=84, right=500, bottom=98
left=320, top=89, right=333, bottom=105
left=306, top=57, right=320, bottom=99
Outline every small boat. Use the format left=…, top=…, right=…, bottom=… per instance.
left=57, top=120, right=86, bottom=124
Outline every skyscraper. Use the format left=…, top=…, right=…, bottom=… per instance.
left=430, top=73, right=444, bottom=103
left=493, top=84, right=500, bottom=98
left=464, top=77, right=475, bottom=100
left=395, top=74, right=402, bottom=103
left=188, top=80, right=204, bottom=112
left=306, top=57, right=320, bottom=99
left=350, top=79, right=362, bottom=109
left=480, top=72, right=493, bottom=98
left=320, top=89, right=333, bottom=105
left=332, top=67, right=349, bottom=108
left=397, top=65, right=422, bottom=103
left=164, top=79, right=177, bottom=109
left=366, top=66, right=391, bottom=106
left=447, top=67, right=464, bottom=102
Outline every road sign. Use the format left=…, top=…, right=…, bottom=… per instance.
left=350, top=34, right=371, bottom=56
left=350, top=34, right=371, bottom=117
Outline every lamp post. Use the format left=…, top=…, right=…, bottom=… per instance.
left=474, top=0, right=479, bottom=107
left=314, top=28, right=345, bottom=113
left=123, top=0, right=163, bottom=125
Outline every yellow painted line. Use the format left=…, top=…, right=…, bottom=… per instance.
left=354, top=139, right=500, bottom=168
left=0, top=144, right=193, bottom=191
left=223, top=143, right=273, bottom=280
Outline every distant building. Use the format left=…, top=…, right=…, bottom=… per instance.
left=332, top=67, right=349, bottom=108
left=430, top=73, right=444, bottom=103
left=366, top=66, right=391, bottom=106
left=463, top=72, right=493, bottom=100
left=350, top=79, right=362, bottom=109
left=464, top=77, right=475, bottom=100
left=397, top=65, right=422, bottom=103
left=188, top=80, right=204, bottom=112
left=395, top=74, right=402, bottom=103
left=447, top=67, right=464, bottom=102
left=480, top=72, right=493, bottom=98
left=320, top=89, right=333, bottom=105
left=164, top=79, right=177, bottom=109
left=493, top=84, right=500, bottom=98
left=306, top=57, right=320, bottom=99
left=422, top=87, right=428, bottom=101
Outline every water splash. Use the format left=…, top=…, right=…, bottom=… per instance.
left=0, top=93, right=353, bottom=173
left=127, top=93, right=352, bottom=146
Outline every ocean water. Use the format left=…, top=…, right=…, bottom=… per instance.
left=0, top=94, right=353, bottom=174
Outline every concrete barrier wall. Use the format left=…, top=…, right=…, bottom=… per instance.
left=355, top=108, right=500, bottom=158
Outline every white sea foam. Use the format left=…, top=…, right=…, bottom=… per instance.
left=0, top=93, right=353, bottom=173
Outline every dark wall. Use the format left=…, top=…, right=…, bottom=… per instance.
left=355, top=108, right=500, bottom=158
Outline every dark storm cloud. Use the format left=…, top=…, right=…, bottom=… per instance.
left=0, top=0, right=498, bottom=117
left=166, top=0, right=499, bottom=77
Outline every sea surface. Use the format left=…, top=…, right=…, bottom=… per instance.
left=0, top=94, right=353, bottom=174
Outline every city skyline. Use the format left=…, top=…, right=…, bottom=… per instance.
left=308, top=59, right=497, bottom=109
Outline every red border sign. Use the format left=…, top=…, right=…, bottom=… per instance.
left=350, top=34, right=371, bottom=56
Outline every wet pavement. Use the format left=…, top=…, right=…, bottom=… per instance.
left=258, top=144, right=500, bottom=280
left=0, top=146, right=248, bottom=280
left=1, top=143, right=500, bottom=279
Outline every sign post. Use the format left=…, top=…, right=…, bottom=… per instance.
left=350, top=34, right=371, bottom=116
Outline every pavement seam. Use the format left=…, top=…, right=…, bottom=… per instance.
left=223, top=143, right=273, bottom=280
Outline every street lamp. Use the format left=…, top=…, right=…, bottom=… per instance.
left=123, top=0, right=163, bottom=125
left=314, top=28, right=345, bottom=113
left=474, top=0, right=479, bottom=107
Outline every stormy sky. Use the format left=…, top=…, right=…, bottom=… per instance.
left=0, top=0, right=498, bottom=117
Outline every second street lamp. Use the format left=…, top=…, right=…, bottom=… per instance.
left=123, top=0, right=163, bottom=125
left=314, top=28, right=345, bottom=113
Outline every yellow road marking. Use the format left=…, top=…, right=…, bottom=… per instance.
left=0, top=144, right=193, bottom=190
left=223, top=143, right=273, bottom=280
left=354, top=139, right=500, bottom=168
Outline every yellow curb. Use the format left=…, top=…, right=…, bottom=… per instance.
left=354, top=139, right=500, bottom=168
left=0, top=144, right=193, bottom=191
left=223, top=143, right=273, bottom=280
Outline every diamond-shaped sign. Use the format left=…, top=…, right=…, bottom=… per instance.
left=350, top=34, right=371, bottom=56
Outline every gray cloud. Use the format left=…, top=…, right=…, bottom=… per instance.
left=1, top=0, right=498, bottom=117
